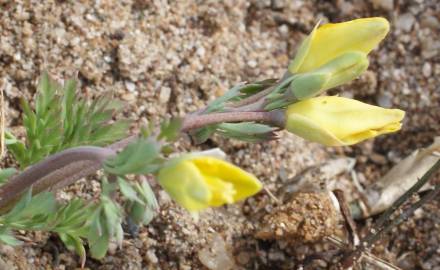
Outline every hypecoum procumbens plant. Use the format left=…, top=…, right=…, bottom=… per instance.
left=0, top=17, right=404, bottom=264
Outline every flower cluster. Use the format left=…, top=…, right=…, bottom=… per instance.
left=282, top=17, right=404, bottom=146
left=157, top=17, right=405, bottom=213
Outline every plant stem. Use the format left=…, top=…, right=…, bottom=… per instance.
left=181, top=110, right=285, bottom=131
left=0, top=109, right=286, bottom=212
left=0, top=146, right=116, bottom=211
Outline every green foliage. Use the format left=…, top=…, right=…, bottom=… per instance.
left=118, top=177, right=158, bottom=225
left=189, top=80, right=279, bottom=144
left=158, top=118, right=183, bottom=142
left=7, top=72, right=130, bottom=168
left=87, top=179, right=123, bottom=259
left=216, top=122, right=278, bottom=142
left=0, top=73, right=161, bottom=262
left=104, top=139, right=163, bottom=175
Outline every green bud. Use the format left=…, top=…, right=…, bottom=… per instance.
left=288, top=72, right=330, bottom=100
left=318, top=51, right=369, bottom=90
left=289, top=51, right=369, bottom=100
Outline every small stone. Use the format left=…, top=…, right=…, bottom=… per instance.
left=376, top=92, right=393, bottom=108
left=421, top=15, right=440, bottom=30
left=196, top=46, right=206, bottom=57
left=125, top=81, right=136, bottom=92
left=271, top=0, right=285, bottom=10
left=145, top=250, right=158, bottom=264
left=159, top=87, right=171, bottom=104
left=121, top=92, right=135, bottom=101
left=396, top=13, right=415, bottom=32
left=268, top=251, right=285, bottom=261
left=422, top=62, right=432, bottom=78
left=247, top=60, right=257, bottom=68
left=278, top=24, right=289, bottom=36
left=236, top=252, right=250, bottom=265
left=370, top=0, right=393, bottom=11
left=370, top=153, right=387, bottom=165
left=107, top=242, right=118, bottom=255
left=198, top=235, right=236, bottom=270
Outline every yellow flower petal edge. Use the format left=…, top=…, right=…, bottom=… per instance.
left=289, top=17, right=389, bottom=74
left=285, top=96, right=405, bottom=146
left=157, top=155, right=262, bottom=212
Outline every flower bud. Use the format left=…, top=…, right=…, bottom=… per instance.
left=285, top=96, right=405, bottom=146
left=157, top=155, right=262, bottom=212
left=288, top=17, right=389, bottom=74
left=289, top=51, right=369, bottom=100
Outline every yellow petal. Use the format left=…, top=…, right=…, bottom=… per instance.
left=157, top=159, right=212, bottom=212
left=285, top=96, right=405, bottom=146
left=157, top=156, right=262, bottom=213
left=290, top=17, right=389, bottom=73
left=191, top=157, right=262, bottom=202
left=202, top=175, right=236, bottom=206
left=285, top=113, right=343, bottom=146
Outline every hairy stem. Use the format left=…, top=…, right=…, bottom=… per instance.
left=0, top=146, right=116, bottom=211
left=181, top=110, right=286, bottom=131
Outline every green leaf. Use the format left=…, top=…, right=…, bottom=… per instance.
left=3, top=188, right=33, bottom=221
left=158, top=118, right=182, bottom=142
left=127, top=181, right=158, bottom=225
left=59, top=233, right=86, bottom=265
left=89, top=232, right=109, bottom=259
left=136, top=181, right=158, bottom=210
left=104, top=139, right=162, bottom=175
left=118, top=178, right=143, bottom=204
left=6, top=72, right=130, bottom=168
left=204, top=83, right=245, bottom=113
left=0, top=230, right=21, bottom=246
left=190, top=124, right=217, bottom=144
left=216, top=122, right=277, bottom=142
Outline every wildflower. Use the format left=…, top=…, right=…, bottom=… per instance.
left=288, top=17, right=389, bottom=74
left=157, top=155, right=262, bottom=212
left=285, top=96, right=405, bottom=146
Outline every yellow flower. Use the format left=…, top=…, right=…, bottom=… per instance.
left=289, top=17, right=389, bottom=74
left=285, top=96, right=405, bottom=146
left=157, top=155, right=262, bottom=212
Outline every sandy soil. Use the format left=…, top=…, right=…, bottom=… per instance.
left=1, top=0, right=440, bottom=269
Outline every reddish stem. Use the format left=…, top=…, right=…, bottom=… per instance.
left=181, top=110, right=285, bottom=131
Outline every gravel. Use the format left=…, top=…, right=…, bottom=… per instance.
left=1, top=0, right=440, bottom=269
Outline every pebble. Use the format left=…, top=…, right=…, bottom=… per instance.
left=121, top=92, right=136, bottom=101
left=396, top=13, right=416, bottom=32
left=421, top=15, right=440, bottom=30
left=125, top=81, right=136, bottom=92
left=145, top=249, right=159, bottom=264
left=376, top=92, right=393, bottom=108
left=423, top=62, right=432, bottom=78
left=370, top=0, right=393, bottom=11
left=159, top=86, right=171, bottom=104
